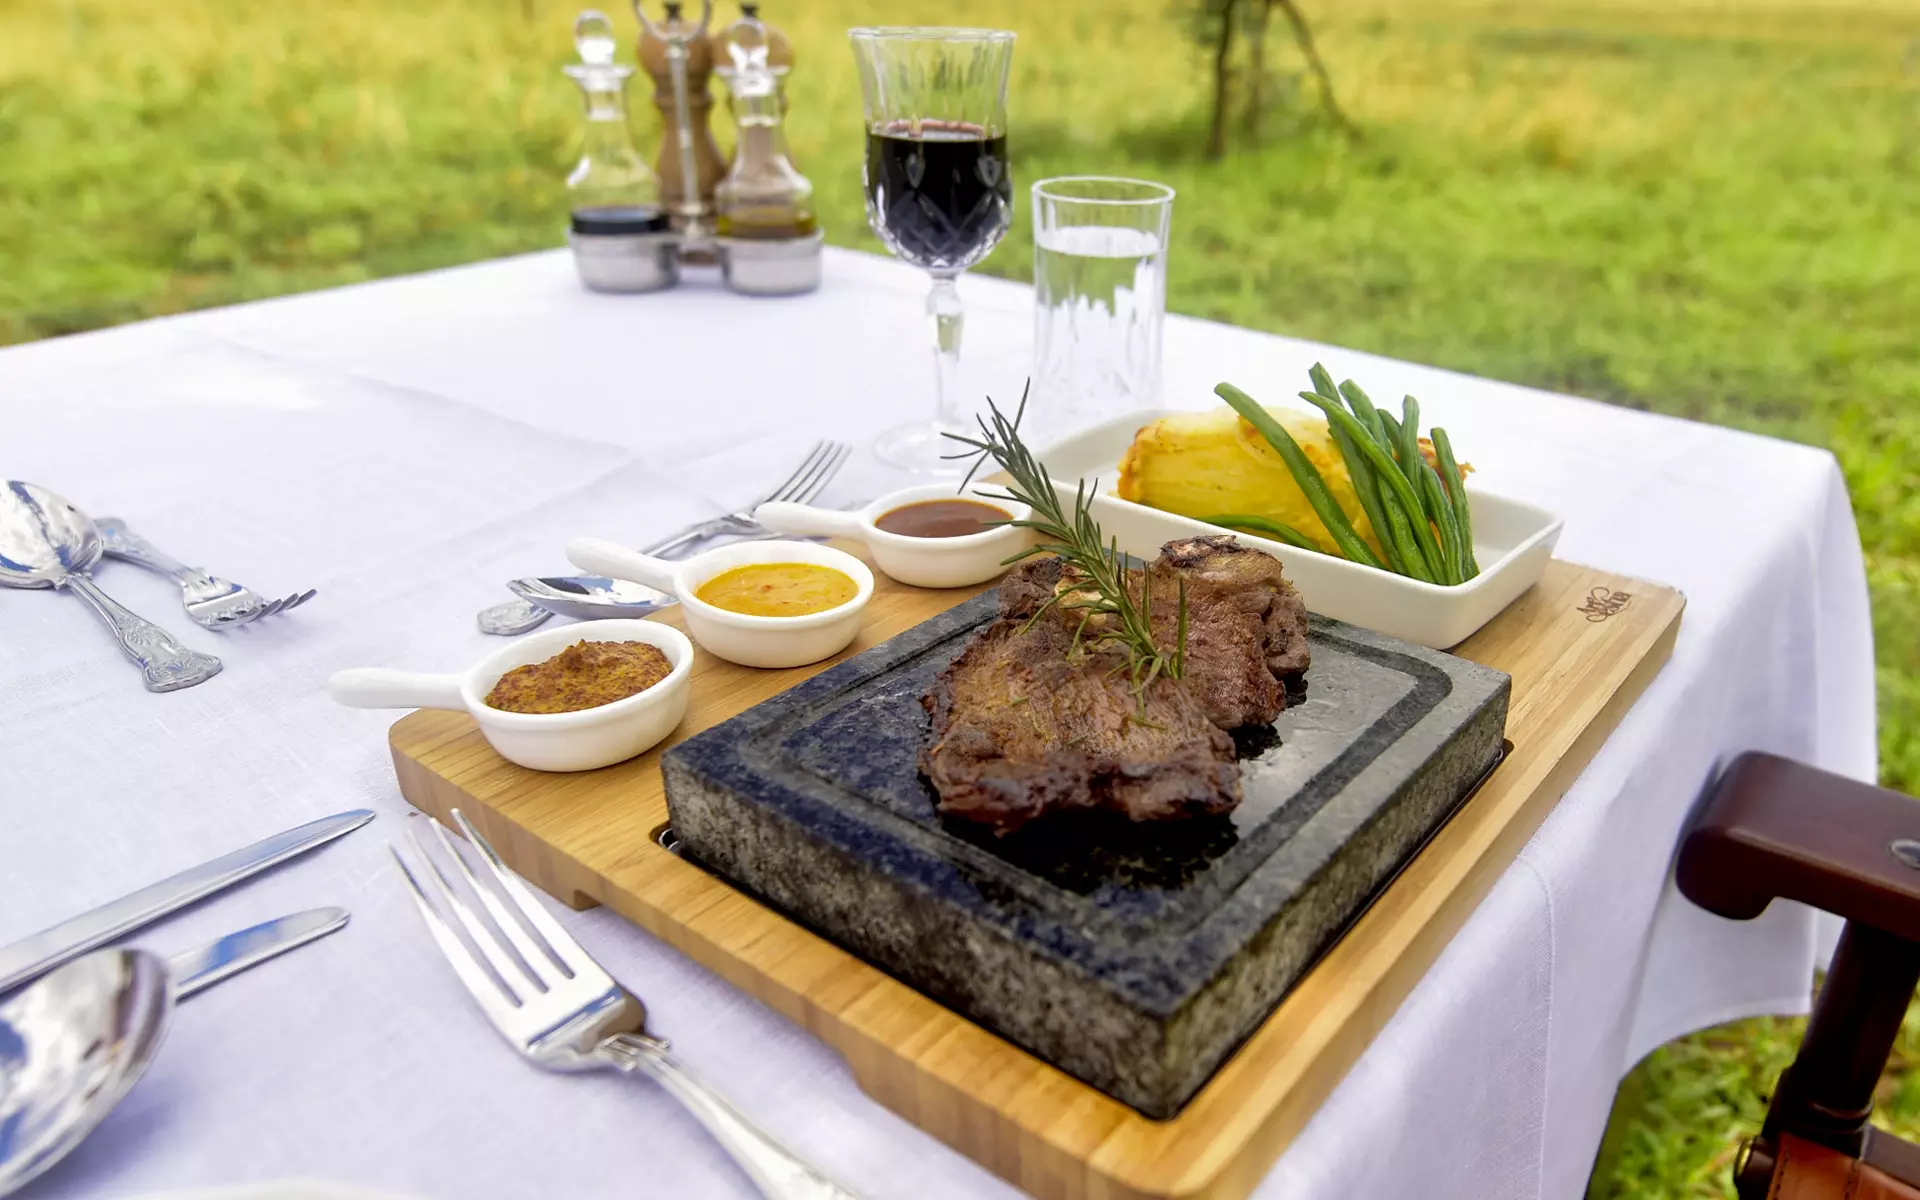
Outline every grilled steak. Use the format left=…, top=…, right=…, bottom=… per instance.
left=921, top=536, right=1309, bottom=834
left=999, top=535, right=1308, bottom=729
left=1145, top=535, right=1310, bottom=728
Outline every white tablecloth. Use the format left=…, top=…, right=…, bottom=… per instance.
left=0, top=249, right=1875, bottom=1199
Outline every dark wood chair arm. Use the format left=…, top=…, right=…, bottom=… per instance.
left=1677, top=751, right=1920, bottom=941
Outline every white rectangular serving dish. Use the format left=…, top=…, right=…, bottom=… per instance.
left=1034, top=410, right=1565, bottom=649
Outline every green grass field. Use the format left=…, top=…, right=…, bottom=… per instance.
left=3, top=0, right=1917, bottom=1192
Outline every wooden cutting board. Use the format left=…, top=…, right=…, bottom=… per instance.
left=389, top=555, right=1682, bottom=1200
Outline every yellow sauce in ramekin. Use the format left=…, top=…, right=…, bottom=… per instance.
left=694, top=562, right=859, bottom=618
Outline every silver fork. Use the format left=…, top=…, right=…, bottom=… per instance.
left=97, top=518, right=315, bottom=630
left=477, top=440, right=853, bottom=636
left=647, top=440, right=853, bottom=558
left=391, top=810, right=863, bottom=1200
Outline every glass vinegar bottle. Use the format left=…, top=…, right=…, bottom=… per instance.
left=564, top=11, right=666, bottom=227
left=564, top=10, right=676, bottom=292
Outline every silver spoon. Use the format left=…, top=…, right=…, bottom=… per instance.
left=476, top=529, right=840, bottom=636
left=0, top=482, right=221, bottom=692
left=0, top=909, right=349, bottom=1196
left=485, top=575, right=677, bottom=632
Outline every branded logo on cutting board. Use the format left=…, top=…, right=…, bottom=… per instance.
left=1578, top=586, right=1632, bottom=622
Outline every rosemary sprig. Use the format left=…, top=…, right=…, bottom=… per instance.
left=944, top=384, right=1188, bottom=702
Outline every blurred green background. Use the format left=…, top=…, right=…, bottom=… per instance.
left=3, top=0, right=1916, bottom=1192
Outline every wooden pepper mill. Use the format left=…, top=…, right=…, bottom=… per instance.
left=636, top=0, right=726, bottom=258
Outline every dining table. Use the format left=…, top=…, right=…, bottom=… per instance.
left=0, top=246, right=1877, bottom=1199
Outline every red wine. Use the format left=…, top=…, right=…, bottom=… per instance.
left=863, top=121, right=1011, bottom=273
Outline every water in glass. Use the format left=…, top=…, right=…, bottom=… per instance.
left=1030, top=177, right=1174, bottom=443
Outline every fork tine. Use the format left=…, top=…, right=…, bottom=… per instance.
left=406, top=818, right=544, bottom=1000
left=388, top=845, right=521, bottom=1010
left=792, top=442, right=851, bottom=507
left=747, top=440, right=829, bottom=511
left=798, top=441, right=850, bottom=502
left=427, top=816, right=570, bottom=984
left=449, top=808, right=598, bottom=978
left=284, top=589, right=317, bottom=610
left=771, top=440, right=846, bottom=508
left=762, top=441, right=839, bottom=506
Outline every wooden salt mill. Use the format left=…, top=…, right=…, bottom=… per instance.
left=635, top=0, right=725, bottom=258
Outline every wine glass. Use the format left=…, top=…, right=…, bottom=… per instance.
left=849, top=27, right=1015, bottom=474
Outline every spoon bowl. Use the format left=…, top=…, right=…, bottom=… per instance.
left=0, top=481, right=103, bottom=588
left=0, top=482, right=222, bottom=693
left=0, top=949, right=172, bottom=1195
left=505, top=575, right=676, bottom=625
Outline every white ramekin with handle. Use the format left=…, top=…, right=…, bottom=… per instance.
left=326, top=619, right=693, bottom=773
left=565, top=538, right=873, bottom=669
left=752, top=483, right=1029, bottom=589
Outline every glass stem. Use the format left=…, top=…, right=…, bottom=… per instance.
left=928, top=272, right=964, bottom=440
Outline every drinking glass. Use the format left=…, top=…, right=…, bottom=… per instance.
left=1031, top=176, right=1174, bottom=439
left=849, top=27, right=1015, bottom=473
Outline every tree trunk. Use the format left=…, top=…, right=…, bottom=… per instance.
left=1244, top=0, right=1272, bottom=139
left=1274, top=0, right=1359, bottom=138
left=1205, top=0, right=1237, bottom=160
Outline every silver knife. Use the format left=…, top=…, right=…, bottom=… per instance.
left=169, top=906, right=350, bottom=999
left=0, top=808, right=374, bottom=993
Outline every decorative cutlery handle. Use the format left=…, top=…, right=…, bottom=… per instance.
left=96, top=517, right=206, bottom=585
left=63, top=573, right=222, bottom=692
left=605, top=1034, right=865, bottom=1199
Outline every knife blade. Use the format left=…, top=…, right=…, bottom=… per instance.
left=169, top=906, right=350, bottom=1000
left=0, top=808, right=374, bottom=994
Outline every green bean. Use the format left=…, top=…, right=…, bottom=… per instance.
left=1396, top=397, right=1426, bottom=489
left=1352, top=406, right=1440, bottom=579
left=1316, top=396, right=1431, bottom=579
left=1292, top=389, right=1450, bottom=582
left=1325, top=379, right=1418, bottom=573
left=1337, top=379, right=1389, bottom=446
left=1309, top=397, right=1404, bottom=574
left=1432, top=428, right=1479, bottom=578
left=1397, top=393, right=1443, bottom=579
left=1392, top=396, right=1447, bottom=579
left=1308, top=362, right=1341, bottom=403
left=1377, top=409, right=1403, bottom=457
left=1418, top=459, right=1463, bottom=584
left=1202, top=513, right=1323, bottom=553
left=1375, top=477, right=1435, bottom=583
left=1215, top=383, right=1387, bottom=570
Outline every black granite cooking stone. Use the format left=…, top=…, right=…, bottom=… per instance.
left=662, top=590, right=1511, bottom=1118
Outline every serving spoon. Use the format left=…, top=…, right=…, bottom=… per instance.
left=0, top=482, right=222, bottom=692
left=0, top=908, right=349, bottom=1196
